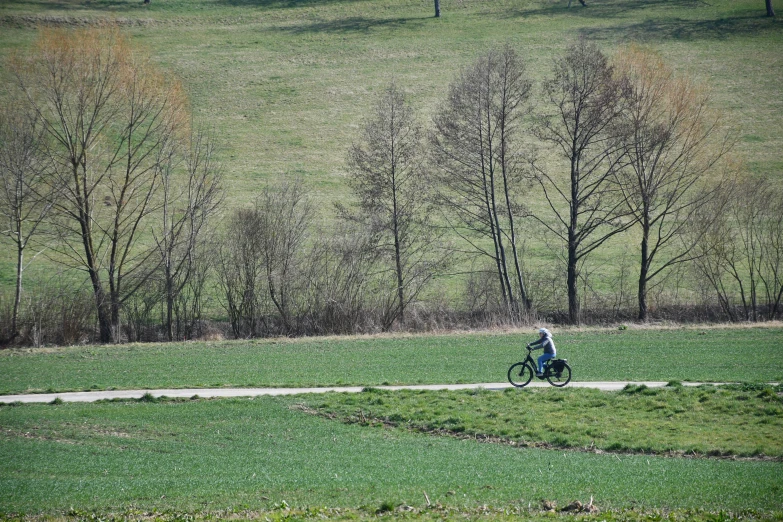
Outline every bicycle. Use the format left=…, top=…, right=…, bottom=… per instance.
left=507, top=346, right=572, bottom=388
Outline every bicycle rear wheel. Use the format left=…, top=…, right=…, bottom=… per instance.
left=546, top=362, right=572, bottom=387
left=508, top=362, right=534, bottom=388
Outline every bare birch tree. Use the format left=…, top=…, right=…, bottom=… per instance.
left=342, top=82, right=442, bottom=330
left=154, top=128, right=223, bottom=340
left=611, top=46, right=734, bottom=321
left=0, top=102, right=55, bottom=345
left=432, top=45, right=533, bottom=317
left=11, top=26, right=188, bottom=343
left=530, top=39, right=632, bottom=324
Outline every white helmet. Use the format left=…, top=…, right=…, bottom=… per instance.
left=538, top=327, right=551, bottom=336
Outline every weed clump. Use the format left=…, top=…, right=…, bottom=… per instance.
left=139, top=392, right=159, bottom=403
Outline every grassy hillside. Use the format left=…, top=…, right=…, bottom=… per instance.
left=0, top=0, right=781, bottom=316
left=1, top=0, right=780, bottom=207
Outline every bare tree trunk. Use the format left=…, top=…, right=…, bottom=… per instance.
left=488, top=166, right=516, bottom=312
left=434, top=0, right=440, bottom=17
left=12, top=247, right=23, bottom=341
left=567, top=222, right=579, bottom=324
left=166, top=264, right=174, bottom=341
left=767, top=0, right=775, bottom=16
left=638, top=220, right=650, bottom=322
left=392, top=191, right=405, bottom=325
left=88, top=271, right=113, bottom=343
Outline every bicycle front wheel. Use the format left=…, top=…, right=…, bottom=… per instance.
left=547, top=362, right=572, bottom=387
left=508, top=362, right=534, bottom=388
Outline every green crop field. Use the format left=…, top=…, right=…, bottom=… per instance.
left=1, top=392, right=782, bottom=518
left=306, top=383, right=783, bottom=458
left=1, top=326, right=782, bottom=394
left=1, top=326, right=782, bottom=519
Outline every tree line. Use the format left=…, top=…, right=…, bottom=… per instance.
left=1, top=27, right=781, bottom=347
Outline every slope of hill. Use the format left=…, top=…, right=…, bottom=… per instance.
left=2, top=0, right=780, bottom=208
left=0, top=0, right=781, bottom=325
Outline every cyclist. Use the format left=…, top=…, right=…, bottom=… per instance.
left=527, top=327, right=556, bottom=377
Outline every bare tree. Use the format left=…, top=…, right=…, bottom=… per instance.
left=301, top=222, right=381, bottom=334
left=611, top=46, right=734, bottom=321
left=767, top=0, right=775, bottom=17
left=692, top=176, right=783, bottom=321
left=342, top=82, right=442, bottom=330
left=217, top=179, right=314, bottom=338
left=0, top=102, right=55, bottom=345
left=530, top=39, right=632, bottom=324
left=11, top=26, right=187, bottom=343
left=434, top=0, right=440, bottom=17
left=689, top=182, right=745, bottom=321
left=432, top=45, right=533, bottom=317
left=256, top=179, right=313, bottom=335
left=759, top=186, right=783, bottom=319
left=217, top=207, right=264, bottom=338
left=154, top=128, right=223, bottom=340
left=731, top=178, right=783, bottom=320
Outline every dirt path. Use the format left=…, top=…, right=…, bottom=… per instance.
left=0, top=381, right=719, bottom=403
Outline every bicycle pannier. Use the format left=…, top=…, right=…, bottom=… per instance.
left=551, top=359, right=566, bottom=372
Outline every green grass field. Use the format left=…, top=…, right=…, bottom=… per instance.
left=1, top=326, right=782, bottom=394
left=2, top=0, right=780, bottom=206
left=306, top=383, right=783, bottom=457
left=1, top=394, right=782, bottom=517
left=1, top=326, right=782, bottom=518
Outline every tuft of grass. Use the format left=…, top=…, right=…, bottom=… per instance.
left=139, top=392, right=159, bottom=403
